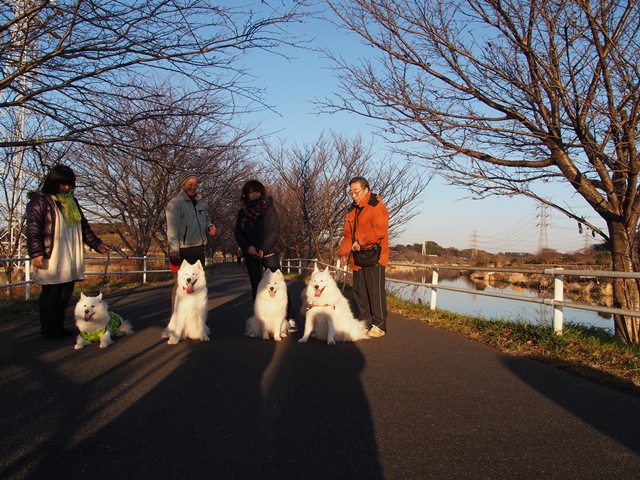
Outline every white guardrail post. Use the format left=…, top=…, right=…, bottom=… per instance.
left=430, top=268, right=439, bottom=310
left=553, top=269, right=564, bottom=335
left=25, top=259, right=31, bottom=300
left=143, top=256, right=148, bottom=284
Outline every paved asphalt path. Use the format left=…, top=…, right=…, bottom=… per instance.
left=2, top=262, right=640, bottom=480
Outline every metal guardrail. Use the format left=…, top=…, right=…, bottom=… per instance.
left=282, top=258, right=640, bottom=334
left=3, top=256, right=640, bottom=334
left=0, top=255, right=172, bottom=300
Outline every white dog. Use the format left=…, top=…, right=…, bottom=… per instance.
left=74, top=292, right=134, bottom=349
left=298, top=265, right=369, bottom=345
left=245, top=268, right=289, bottom=341
left=163, top=259, right=210, bottom=345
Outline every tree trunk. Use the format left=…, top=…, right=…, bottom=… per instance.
left=609, top=221, right=640, bottom=344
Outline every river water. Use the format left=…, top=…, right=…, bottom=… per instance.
left=386, top=273, right=614, bottom=333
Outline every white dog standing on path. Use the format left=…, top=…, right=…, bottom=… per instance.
left=163, top=259, right=210, bottom=345
left=298, top=265, right=369, bottom=345
left=245, top=268, right=289, bottom=341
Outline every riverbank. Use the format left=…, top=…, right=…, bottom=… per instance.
left=387, top=294, right=640, bottom=397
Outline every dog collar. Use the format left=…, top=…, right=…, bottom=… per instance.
left=307, top=303, right=335, bottom=310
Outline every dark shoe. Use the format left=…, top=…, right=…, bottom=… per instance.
left=60, top=327, right=76, bottom=337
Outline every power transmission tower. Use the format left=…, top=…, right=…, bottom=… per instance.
left=537, top=204, right=549, bottom=251
left=469, top=230, right=477, bottom=258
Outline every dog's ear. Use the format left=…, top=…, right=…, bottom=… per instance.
left=97, top=293, right=102, bottom=300
left=313, top=264, right=319, bottom=273
left=80, top=292, right=86, bottom=299
left=195, top=259, right=203, bottom=270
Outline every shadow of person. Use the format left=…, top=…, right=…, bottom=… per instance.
left=8, top=269, right=381, bottom=479
left=252, top=280, right=383, bottom=479
left=503, top=355, right=640, bottom=456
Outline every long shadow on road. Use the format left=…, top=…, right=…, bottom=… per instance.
left=4, top=263, right=640, bottom=479
left=0, top=263, right=382, bottom=480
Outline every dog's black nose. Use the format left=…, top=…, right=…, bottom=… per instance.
left=84, top=309, right=90, bottom=314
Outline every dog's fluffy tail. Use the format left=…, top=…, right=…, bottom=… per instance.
left=117, top=318, right=134, bottom=336
left=348, top=320, right=370, bottom=342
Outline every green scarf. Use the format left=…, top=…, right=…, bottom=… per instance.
left=51, top=193, right=81, bottom=227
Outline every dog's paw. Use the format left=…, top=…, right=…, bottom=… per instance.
left=298, top=337, right=308, bottom=344
left=327, top=339, right=337, bottom=346
left=99, top=342, right=109, bottom=349
left=274, top=336, right=282, bottom=341
left=201, top=335, right=210, bottom=342
left=167, top=336, right=179, bottom=345
left=74, top=344, right=83, bottom=350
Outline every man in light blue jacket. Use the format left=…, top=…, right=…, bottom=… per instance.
left=166, top=171, right=216, bottom=268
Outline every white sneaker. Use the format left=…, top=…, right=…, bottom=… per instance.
left=368, top=325, right=386, bottom=337
left=288, top=319, right=298, bottom=332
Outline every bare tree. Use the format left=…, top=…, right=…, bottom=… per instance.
left=69, top=84, right=252, bottom=260
left=1, top=0, right=309, bottom=285
left=0, top=143, right=40, bottom=284
left=1, top=0, right=309, bottom=149
left=324, top=0, right=640, bottom=343
left=263, top=132, right=429, bottom=263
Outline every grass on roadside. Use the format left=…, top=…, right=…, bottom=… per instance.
left=387, top=294, right=640, bottom=397
left=0, top=296, right=40, bottom=323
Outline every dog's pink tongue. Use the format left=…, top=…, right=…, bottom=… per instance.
left=84, top=313, right=92, bottom=321
left=186, top=283, right=194, bottom=294
left=269, top=290, right=276, bottom=298
left=315, top=289, right=322, bottom=297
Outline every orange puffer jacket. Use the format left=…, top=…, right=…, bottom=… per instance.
left=339, top=191, right=389, bottom=271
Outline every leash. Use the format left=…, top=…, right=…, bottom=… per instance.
left=99, top=245, right=128, bottom=294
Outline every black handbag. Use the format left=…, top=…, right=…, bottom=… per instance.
left=353, top=244, right=381, bottom=267
left=352, top=208, right=381, bottom=267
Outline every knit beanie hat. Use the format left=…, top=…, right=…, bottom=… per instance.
left=179, top=171, right=197, bottom=186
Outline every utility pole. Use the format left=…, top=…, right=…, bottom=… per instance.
left=2, top=0, right=36, bottom=264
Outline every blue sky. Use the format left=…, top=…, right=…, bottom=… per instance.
left=239, top=8, right=603, bottom=254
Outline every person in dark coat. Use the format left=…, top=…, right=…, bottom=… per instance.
left=234, top=180, right=297, bottom=332
left=26, top=165, right=110, bottom=340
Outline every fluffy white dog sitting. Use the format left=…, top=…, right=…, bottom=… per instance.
left=74, top=292, right=134, bottom=349
left=163, top=259, right=210, bottom=345
left=298, top=265, right=369, bottom=345
left=245, top=268, right=289, bottom=341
